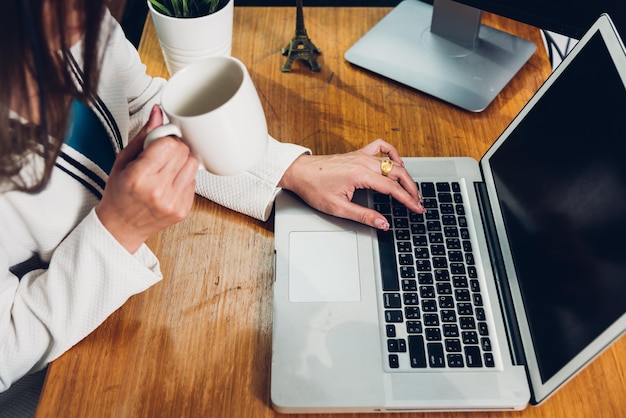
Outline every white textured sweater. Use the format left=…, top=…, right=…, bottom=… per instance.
left=0, top=9, right=307, bottom=391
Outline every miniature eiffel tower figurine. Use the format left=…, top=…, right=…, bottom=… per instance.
left=281, top=0, right=321, bottom=72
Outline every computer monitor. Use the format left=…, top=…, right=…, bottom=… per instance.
left=464, top=0, right=622, bottom=40
left=344, top=0, right=621, bottom=111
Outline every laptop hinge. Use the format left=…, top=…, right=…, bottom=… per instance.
left=474, top=181, right=527, bottom=367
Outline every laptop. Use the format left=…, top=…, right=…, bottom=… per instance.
left=271, top=14, right=626, bottom=413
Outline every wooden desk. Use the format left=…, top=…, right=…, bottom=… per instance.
left=36, top=6, right=625, bottom=418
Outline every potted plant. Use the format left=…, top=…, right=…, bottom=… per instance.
left=147, top=0, right=234, bottom=74
left=148, top=0, right=229, bottom=18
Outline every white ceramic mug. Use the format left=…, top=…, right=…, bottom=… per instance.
left=145, top=56, right=268, bottom=176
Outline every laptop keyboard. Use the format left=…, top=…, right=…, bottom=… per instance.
left=373, top=181, right=496, bottom=371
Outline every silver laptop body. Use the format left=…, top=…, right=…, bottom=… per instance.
left=271, top=14, right=626, bottom=413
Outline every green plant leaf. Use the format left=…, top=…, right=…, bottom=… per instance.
left=148, top=0, right=227, bottom=18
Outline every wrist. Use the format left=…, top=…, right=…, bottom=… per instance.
left=279, top=153, right=308, bottom=191
left=95, top=205, right=145, bottom=254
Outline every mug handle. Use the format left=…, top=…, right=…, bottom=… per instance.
left=144, top=124, right=182, bottom=149
left=143, top=123, right=204, bottom=172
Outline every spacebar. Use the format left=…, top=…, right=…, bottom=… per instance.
left=377, top=230, right=399, bottom=291
left=408, top=335, right=427, bottom=368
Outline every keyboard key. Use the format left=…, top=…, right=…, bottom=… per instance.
left=476, top=308, right=486, bottom=321
left=440, top=204, right=454, bottom=214
left=438, top=296, right=454, bottom=309
left=398, top=254, right=414, bottom=265
left=420, top=182, right=436, bottom=197
left=440, top=309, right=457, bottom=322
left=465, top=346, right=483, bottom=367
left=406, top=321, right=423, bottom=334
left=415, top=247, right=430, bottom=259
left=403, top=293, right=419, bottom=305
left=428, top=343, right=446, bottom=367
left=413, top=235, right=428, bottom=246
left=404, top=307, right=420, bottom=319
left=425, top=328, right=442, bottom=341
left=428, top=233, right=444, bottom=244
left=401, top=279, right=417, bottom=291
left=460, top=317, right=476, bottom=329
left=436, top=283, right=452, bottom=295
left=411, top=223, right=426, bottom=234
left=423, top=314, right=439, bottom=326
left=455, top=289, right=471, bottom=301
left=438, top=193, right=453, bottom=203
left=448, top=250, right=463, bottom=262
left=399, top=266, right=416, bottom=278
left=421, top=299, right=437, bottom=312
left=443, top=324, right=459, bottom=338
left=453, top=276, right=468, bottom=288
left=436, top=182, right=451, bottom=192
left=394, top=217, right=409, bottom=228
left=457, top=302, right=473, bottom=315
left=420, top=286, right=436, bottom=298
left=430, top=244, right=446, bottom=255
left=395, top=229, right=410, bottom=240
left=377, top=230, right=399, bottom=291
left=408, top=335, right=427, bottom=368
left=383, top=293, right=402, bottom=308
left=481, top=337, right=492, bottom=351
left=445, top=338, right=462, bottom=352
left=397, top=241, right=412, bottom=252
left=473, top=293, right=484, bottom=306
left=484, top=353, right=495, bottom=367
left=434, top=270, right=450, bottom=281
left=389, top=354, right=399, bottom=368
left=447, top=354, right=464, bottom=367
left=416, top=260, right=432, bottom=271
left=432, top=257, right=448, bottom=269
left=462, top=331, right=479, bottom=345
left=385, top=310, right=403, bottom=323
left=451, top=263, right=466, bottom=275
left=418, top=273, right=433, bottom=284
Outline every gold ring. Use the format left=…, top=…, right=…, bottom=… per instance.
left=380, top=158, right=393, bottom=176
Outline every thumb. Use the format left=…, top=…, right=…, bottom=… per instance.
left=114, top=105, right=164, bottom=169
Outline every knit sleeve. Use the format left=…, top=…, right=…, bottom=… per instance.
left=0, top=210, right=161, bottom=391
left=194, top=136, right=310, bottom=221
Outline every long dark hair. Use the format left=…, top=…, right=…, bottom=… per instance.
left=0, top=0, right=106, bottom=192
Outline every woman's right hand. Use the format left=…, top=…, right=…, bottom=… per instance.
left=95, top=105, right=198, bottom=254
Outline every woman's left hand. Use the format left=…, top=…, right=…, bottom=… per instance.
left=279, top=139, right=425, bottom=230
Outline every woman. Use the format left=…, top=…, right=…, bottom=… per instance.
left=0, top=0, right=424, bottom=395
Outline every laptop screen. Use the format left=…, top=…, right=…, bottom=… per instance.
left=487, top=29, right=626, bottom=390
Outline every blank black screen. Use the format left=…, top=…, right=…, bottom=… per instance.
left=489, top=33, right=626, bottom=383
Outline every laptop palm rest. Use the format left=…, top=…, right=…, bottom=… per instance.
left=289, top=231, right=362, bottom=302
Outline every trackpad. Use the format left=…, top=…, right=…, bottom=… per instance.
left=288, top=231, right=361, bottom=302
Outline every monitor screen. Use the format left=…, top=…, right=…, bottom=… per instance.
left=454, top=0, right=623, bottom=40
left=488, top=30, right=626, bottom=385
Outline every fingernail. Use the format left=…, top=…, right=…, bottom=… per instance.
left=375, top=218, right=390, bottom=231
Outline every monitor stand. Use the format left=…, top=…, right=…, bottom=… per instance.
left=344, top=0, right=537, bottom=112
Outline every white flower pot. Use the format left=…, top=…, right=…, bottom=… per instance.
left=147, top=0, right=234, bottom=75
